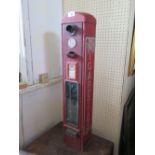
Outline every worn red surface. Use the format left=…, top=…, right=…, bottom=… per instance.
left=62, top=12, right=96, bottom=150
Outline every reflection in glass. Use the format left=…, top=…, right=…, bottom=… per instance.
left=65, top=81, right=78, bottom=126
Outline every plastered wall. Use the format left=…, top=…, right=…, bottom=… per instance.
left=63, top=0, right=135, bottom=155
left=19, top=0, right=63, bottom=148
left=121, top=0, right=135, bottom=108
left=19, top=82, right=62, bottom=148
left=27, top=0, right=62, bottom=82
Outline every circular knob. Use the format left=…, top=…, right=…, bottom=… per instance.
left=66, top=25, right=77, bottom=35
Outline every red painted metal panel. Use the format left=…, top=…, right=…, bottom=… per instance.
left=62, top=12, right=96, bottom=151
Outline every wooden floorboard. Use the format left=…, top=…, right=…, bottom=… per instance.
left=22, top=123, right=114, bottom=155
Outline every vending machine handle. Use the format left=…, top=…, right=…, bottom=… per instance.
left=67, top=51, right=77, bottom=58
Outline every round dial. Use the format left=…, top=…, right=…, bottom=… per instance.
left=68, top=38, right=77, bottom=48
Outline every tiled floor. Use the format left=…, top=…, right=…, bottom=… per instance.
left=23, top=123, right=114, bottom=155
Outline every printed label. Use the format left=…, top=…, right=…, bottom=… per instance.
left=69, top=64, right=76, bottom=79
left=83, top=37, right=95, bottom=135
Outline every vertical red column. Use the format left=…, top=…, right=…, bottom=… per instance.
left=62, top=12, right=96, bottom=151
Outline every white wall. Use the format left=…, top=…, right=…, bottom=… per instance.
left=19, top=95, right=23, bottom=148
left=19, top=82, right=62, bottom=148
left=121, top=0, right=135, bottom=107
left=19, top=0, right=63, bottom=148
left=63, top=1, right=135, bottom=155
left=27, top=0, right=62, bottom=82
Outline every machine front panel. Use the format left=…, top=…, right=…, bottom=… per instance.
left=62, top=22, right=83, bottom=129
left=62, top=22, right=83, bottom=57
left=62, top=13, right=96, bottom=150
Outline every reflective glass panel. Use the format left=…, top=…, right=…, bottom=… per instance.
left=65, top=81, right=78, bottom=126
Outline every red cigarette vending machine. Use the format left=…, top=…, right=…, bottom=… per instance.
left=62, top=12, right=96, bottom=151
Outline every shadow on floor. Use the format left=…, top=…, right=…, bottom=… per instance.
left=22, top=123, right=114, bottom=155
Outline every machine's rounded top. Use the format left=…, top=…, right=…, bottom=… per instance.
left=62, top=11, right=96, bottom=24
